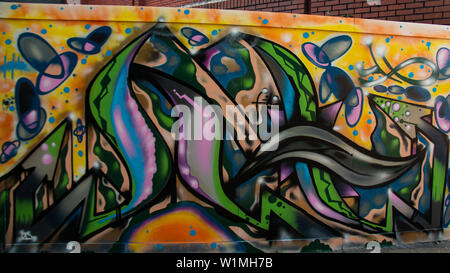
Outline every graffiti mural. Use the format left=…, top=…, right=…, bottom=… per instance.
left=0, top=3, right=449, bottom=253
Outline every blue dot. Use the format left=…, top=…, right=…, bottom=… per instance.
left=408, top=72, right=414, bottom=78
left=340, top=20, right=342, bottom=23
left=75, top=144, right=78, bottom=147
left=211, top=243, right=217, bottom=249
left=385, top=37, right=390, bottom=43
left=157, top=244, right=163, bottom=251
left=420, top=65, right=424, bottom=69
left=258, top=17, right=261, bottom=20
left=368, top=76, right=374, bottom=81
left=367, top=119, right=372, bottom=124
left=10, top=5, right=18, bottom=10
left=400, top=25, right=403, bottom=28
left=41, top=29, right=47, bottom=34
left=289, top=45, right=292, bottom=47
left=78, top=151, right=83, bottom=157
left=352, top=130, right=359, bottom=136
left=49, top=25, right=53, bottom=28
left=348, top=65, right=354, bottom=71
left=85, top=24, right=91, bottom=30
left=433, top=88, right=437, bottom=92
left=81, top=59, right=87, bottom=64
left=89, top=6, right=93, bottom=10
left=60, top=7, right=64, bottom=10
left=211, top=30, right=218, bottom=36
left=177, top=9, right=181, bottom=12
left=262, top=19, right=269, bottom=24
left=311, top=32, right=314, bottom=35
left=140, top=7, right=143, bottom=10
left=184, top=9, right=190, bottom=15
left=63, top=87, right=70, bottom=93
left=189, top=229, right=196, bottom=236
left=9, top=106, right=15, bottom=111
left=125, top=28, right=132, bottom=34
left=303, top=32, right=310, bottom=39
left=398, top=96, right=402, bottom=100
left=5, top=39, right=11, bottom=45
left=106, top=50, right=112, bottom=56
left=26, top=28, right=30, bottom=31
left=49, top=117, right=55, bottom=124
left=2, top=32, right=4, bottom=35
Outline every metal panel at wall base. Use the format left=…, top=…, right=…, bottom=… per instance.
left=0, top=3, right=449, bottom=253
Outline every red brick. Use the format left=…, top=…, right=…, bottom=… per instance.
left=379, top=10, right=396, bottom=16
left=434, top=18, right=450, bottom=24
left=348, top=3, right=363, bottom=8
left=388, top=4, right=405, bottom=10
left=425, top=0, right=444, bottom=6
left=405, top=14, right=424, bottom=20
left=363, top=12, right=379, bottom=18
left=355, top=7, right=370, bottom=13
left=415, top=7, right=434, bottom=13
left=396, top=9, right=413, bottom=15
left=405, top=2, right=423, bottom=8
left=333, top=4, right=347, bottom=10
left=424, top=12, right=443, bottom=19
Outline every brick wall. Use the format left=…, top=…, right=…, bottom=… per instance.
left=79, top=0, right=450, bottom=25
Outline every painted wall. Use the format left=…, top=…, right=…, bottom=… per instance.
left=0, top=3, right=449, bottom=253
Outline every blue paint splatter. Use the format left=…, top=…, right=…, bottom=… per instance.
left=211, top=243, right=217, bottom=249
left=353, top=130, right=359, bottom=136
left=85, top=24, right=91, bottom=30
left=211, top=30, right=218, bottom=36
left=367, top=119, right=372, bottom=124
left=5, top=39, right=11, bottom=45
left=184, top=9, right=190, bottom=15
left=262, top=19, right=269, bottom=24
left=385, top=37, right=390, bottom=43
left=125, top=28, right=132, bottom=34
left=106, top=50, right=112, bottom=56
left=78, top=151, right=83, bottom=157
left=348, top=65, right=354, bottom=71
left=408, top=72, right=414, bottom=78
left=41, top=29, right=47, bottom=34
left=398, top=96, right=402, bottom=100
left=63, top=87, right=70, bottom=93
left=10, top=5, right=18, bottom=10
left=189, top=229, right=196, bottom=236
left=303, top=32, right=309, bottom=39
left=81, top=59, right=87, bottom=64
left=157, top=244, right=163, bottom=251
left=433, top=87, right=437, bottom=92
left=426, top=41, right=431, bottom=50
left=368, top=76, right=374, bottom=81
left=420, top=65, right=424, bottom=69
left=9, top=106, right=15, bottom=111
left=49, top=117, right=55, bottom=124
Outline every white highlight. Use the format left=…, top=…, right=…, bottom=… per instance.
left=362, top=36, right=374, bottom=46
left=182, top=0, right=227, bottom=8
left=375, top=46, right=386, bottom=58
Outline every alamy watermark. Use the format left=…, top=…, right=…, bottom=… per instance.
left=170, top=97, right=280, bottom=151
